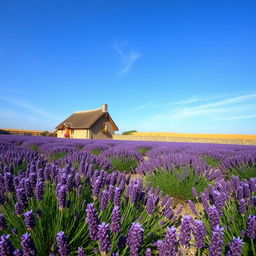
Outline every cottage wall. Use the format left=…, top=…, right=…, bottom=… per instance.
left=57, top=129, right=65, bottom=138
left=72, top=129, right=89, bottom=139
left=90, top=115, right=115, bottom=139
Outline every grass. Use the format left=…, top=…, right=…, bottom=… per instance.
left=144, top=167, right=211, bottom=200
left=29, top=144, right=39, bottom=152
left=227, top=164, right=256, bottom=180
left=201, top=155, right=220, bottom=168
left=111, top=156, right=139, bottom=173
left=91, top=149, right=102, bottom=155
left=138, top=147, right=150, bottom=156
left=49, top=152, right=67, bottom=161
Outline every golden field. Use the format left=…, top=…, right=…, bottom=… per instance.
left=131, top=132, right=256, bottom=140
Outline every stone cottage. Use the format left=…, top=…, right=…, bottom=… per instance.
left=55, top=104, right=118, bottom=139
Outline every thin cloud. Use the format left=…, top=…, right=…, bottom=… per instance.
left=151, top=93, right=256, bottom=121
left=215, top=114, right=256, bottom=121
left=113, top=40, right=142, bottom=76
left=0, top=96, right=56, bottom=119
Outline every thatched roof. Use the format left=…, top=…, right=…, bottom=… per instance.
left=55, top=107, right=118, bottom=131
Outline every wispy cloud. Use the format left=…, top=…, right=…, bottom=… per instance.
left=0, top=96, right=56, bottom=119
left=113, top=40, right=142, bottom=76
left=151, top=93, right=256, bottom=121
left=215, top=114, right=256, bottom=121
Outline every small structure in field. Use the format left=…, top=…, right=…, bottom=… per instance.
left=55, top=104, right=118, bottom=139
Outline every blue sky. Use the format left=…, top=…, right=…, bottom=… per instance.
left=0, top=0, right=256, bottom=134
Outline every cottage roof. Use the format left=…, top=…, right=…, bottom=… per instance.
left=55, top=107, right=119, bottom=130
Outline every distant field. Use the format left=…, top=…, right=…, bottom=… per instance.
left=113, top=132, right=256, bottom=145
left=131, top=132, right=256, bottom=140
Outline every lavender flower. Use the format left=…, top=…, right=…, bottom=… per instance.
left=145, top=248, right=152, bottom=256
left=13, top=249, right=23, bottom=256
left=15, top=202, right=24, bottom=216
left=146, top=194, right=155, bottom=215
left=114, top=187, right=122, bottom=206
left=85, top=203, right=99, bottom=240
left=192, top=220, right=207, bottom=248
left=98, top=222, right=112, bottom=253
left=24, top=179, right=33, bottom=198
left=110, top=206, right=121, bottom=233
left=157, top=226, right=178, bottom=256
left=24, top=210, right=36, bottom=230
left=126, top=223, right=144, bottom=256
left=239, top=199, right=246, bottom=215
left=35, top=181, right=44, bottom=201
left=227, top=237, right=244, bottom=256
left=21, top=233, right=36, bottom=256
left=56, top=231, right=70, bottom=256
left=208, top=206, right=220, bottom=229
left=237, top=186, right=244, bottom=200
left=192, top=187, right=198, bottom=198
left=100, top=190, right=109, bottom=211
left=57, top=185, right=67, bottom=210
left=12, top=228, right=18, bottom=236
left=179, top=215, right=192, bottom=248
left=4, top=172, right=14, bottom=193
left=0, top=234, right=14, bottom=256
left=188, top=200, right=198, bottom=216
left=78, top=247, right=86, bottom=256
left=17, top=188, right=28, bottom=209
left=246, top=215, right=256, bottom=239
left=209, top=225, right=224, bottom=256
left=0, top=214, right=7, bottom=230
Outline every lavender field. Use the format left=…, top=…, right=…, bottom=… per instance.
left=0, top=135, right=256, bottom=256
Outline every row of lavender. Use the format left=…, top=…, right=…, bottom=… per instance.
left=0, top=135, right=256, bottom=255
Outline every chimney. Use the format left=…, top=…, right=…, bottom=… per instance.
left=102, top=104, right=108, bottom=112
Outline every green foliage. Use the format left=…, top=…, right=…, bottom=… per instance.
left=138, top=147, right=150, bottom=156
left=201, top=155, right=220, bottom=168
left=201, top=197, right=256, bottom=256
left=144, top=167, right=211, bottom=200
left=111, top=156, right=139, bottom=173
left=49, top=152, right=67, bottom=161
left=29, top=144, right=39, bottom=152
left=227, top=164, right=256, bottom=180
left=0, top=180, right=175, bottom=255
left=121, top=130, right=138, bottom=135
left=0, top=182, right=92, bottom=255
left=24, top=132, right=32, bottom=136
left=13, top=162, right=27, bottom=175
left=91, top=149, right=102, bottom=155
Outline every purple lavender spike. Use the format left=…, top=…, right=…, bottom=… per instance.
left=239, top=199, right=246, bottom=215
left=21, top=233, right=36, bottom=256
left=100, top=190, right=109, bottom=211
left=145, top=248, right=152, bottom=256
left=86, top=203, right=99, bottom=240
left=110, top=206, right=121, bottom=233
left=57, top=185, right=67, bottom=210
left=126, top=223, right=144, bottom=256
left=179, top=215, right=192, bottom=248
left=246, top=215, right=256, bottom=239
left=114, top=187, right=122, bottom=206
left=192, top=187, right=198, bottom=198
left=35, top=181, right=44, bottom=201
left=4, top=172, right=14, bottom=193
left=15, top=202, right=24, bottom=216
left=78, top=247, right=86, bottom=256
left=24, top=210, right=36, bottom=230
left=56, top=231, right=70, bottom=256
left=227, top=237, right=244, bottom=256
left=24, top=179, right=33, bottom=197
left=192, top=220, right=207, bottom=248
left=98, top=222, right=112, bottom=253
left=13, top=249, right=23, bottom=256
left=17, top=188, right=28, bottom=209
left=146, top=194, right=155, bottom=215
left=0, top=214, right=7, bottom=230
left=0, top=234, right=15, bottom=256
left=208, top=206, right=220, bottom=229
left=188, top=200, right=198, bottom=216
left=209, top=225, right=224, bottom=256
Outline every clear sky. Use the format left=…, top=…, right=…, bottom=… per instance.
left=0, top=0, right=256, bottom=134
